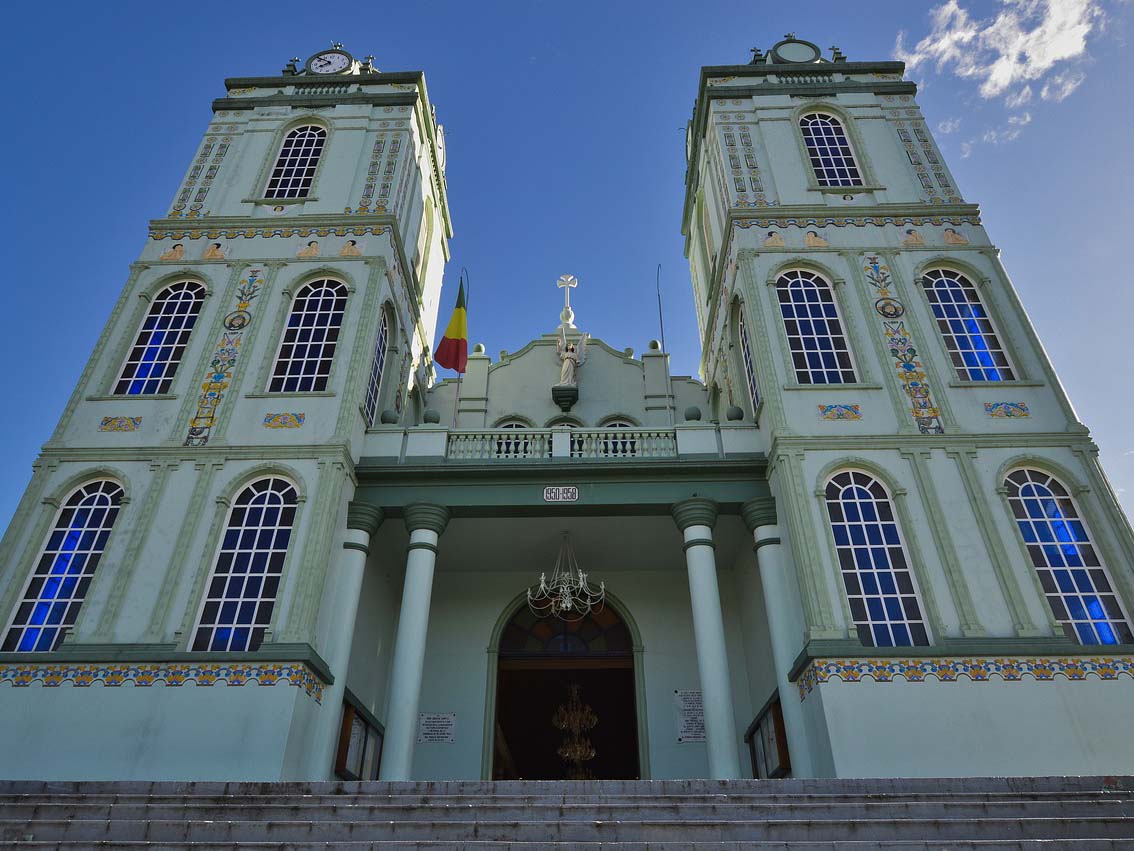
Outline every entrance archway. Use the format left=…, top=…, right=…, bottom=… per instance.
left=482, top=594, right=649, bottom=779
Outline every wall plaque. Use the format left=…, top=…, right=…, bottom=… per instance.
left=543, top=486, right=579, bottom=502
left=674, top=689, right=705, bottom=743
left=417, top=712, right=455, bottom=743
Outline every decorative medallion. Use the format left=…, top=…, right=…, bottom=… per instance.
left=263, top=412, right=306, bottom=429
left=99, top=416, right=142, bottom=432
left=819, top=404, right=862, bottom=421
left=985, top=402, right=1030, bottom=418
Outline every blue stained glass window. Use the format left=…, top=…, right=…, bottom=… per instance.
left=799, top=113, right=864, bottom=187
left=268, top=280, right=348, bottom=393
left=825, top=471, right=929, bottom=647
left=920, top=269, right=1014, bottom=381
left=776, top=270, right=857, bottom=384
left=115, top=282, right=206, bottom=395
left=191, top=477, right=299, bottom=652
left=1005, top=469, right=1132, bottom=645
left=2, top=481, right=124, bottom=652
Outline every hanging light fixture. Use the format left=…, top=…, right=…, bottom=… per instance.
left=527, top=532, right=605, bottom=622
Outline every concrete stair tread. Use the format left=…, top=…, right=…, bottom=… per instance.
left=4, top=842, right=1132, bottom=850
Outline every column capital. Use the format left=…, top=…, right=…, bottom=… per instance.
left=346, top=502, right=384, bottom=537
left=741, top=496, right=777, bottom=532
left=404, top=503, right=451, bottom=535
left=672, top=497, right=719, bottom=532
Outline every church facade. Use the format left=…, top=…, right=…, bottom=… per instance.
left=1, top=38, right=1132, bottom=783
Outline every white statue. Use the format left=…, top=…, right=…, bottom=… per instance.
left=557, top=327, right=589, bottom=386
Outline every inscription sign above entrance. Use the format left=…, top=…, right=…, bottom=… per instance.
left=543, top=486, right=579, bottom=502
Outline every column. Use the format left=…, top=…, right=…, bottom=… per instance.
left=309, top=501, right=383, bottom=776
left=672, top=497, right=741, bottom=780
left=742, top=496, right=814, bottom=777
left=378, top=503, right=450, bottom=781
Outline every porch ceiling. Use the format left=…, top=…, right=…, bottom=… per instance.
left=369, top=514, right=752, bottom=574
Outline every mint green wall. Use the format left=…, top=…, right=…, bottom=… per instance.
left=409, top=568, right=756, bottom=780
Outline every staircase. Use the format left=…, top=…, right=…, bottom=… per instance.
left=2, top=777, right=1132, bottom=848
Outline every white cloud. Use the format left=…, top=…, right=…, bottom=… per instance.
left=1007, top=112, right=1033, bottom=125
left=938, top=117, right=962, bottom=134
left=895, top=0, right=1102, bottom=102
left=1004, top=85, right=1033, bottom=107
left=1041, top=69, right=1087, bottom=100
left=960, top=140, right=975, bottom=158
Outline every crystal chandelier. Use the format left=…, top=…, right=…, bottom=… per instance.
left=553, top=683, right=598, bottom=780
left=527, top=532, right=605, bottom=622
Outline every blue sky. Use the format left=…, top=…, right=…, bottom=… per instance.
left=3, top=0, right=1133, bottom=527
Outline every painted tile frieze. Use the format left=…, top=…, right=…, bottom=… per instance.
left=863, top=255, right=945, bottom=434
left=797, top=656, right=1134, bottom=700
left=0, top=661, right=322, bottom=701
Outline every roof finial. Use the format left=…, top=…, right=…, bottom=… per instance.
left=331, top=41, right=344, bottom=49
left=784, top=32, right=796, bottom=40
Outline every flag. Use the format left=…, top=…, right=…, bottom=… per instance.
left=434, top=279, right=468, bottom=373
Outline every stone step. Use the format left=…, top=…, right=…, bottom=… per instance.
left=4, top=842, right=1132, bottom=851
left=5, top=816, right=1134, bottom=843
left=2, top=798, right=1131, bottom=822
left=4, top=842, right=1132, bottom=850
left=2, top=777, right=1131, bottom=797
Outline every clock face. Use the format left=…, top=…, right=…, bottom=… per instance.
left=307, top=51, right=352, bottom=74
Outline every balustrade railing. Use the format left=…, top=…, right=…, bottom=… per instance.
left=445, top=428, right=677, bottom=461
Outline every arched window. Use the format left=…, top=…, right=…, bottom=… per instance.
left=1004, top=469, right=1133, bottom=645
left=264, top=125, right=327, bottom=199
left=2, top=480, right=124, bottom=652
left=799, top=113, right=863, bottom=187
left=363, top=309, right=391, bottom=427
left=921, top=269, right=1014, bottom=381
left=824, top=471, right=929, bottom=647
left=268, top=279, right=348, bottom=393
left=775, top=270, right=857, bottom=384
left=114, top=281, right=206, bottom=395
left=738, top=312, right=761, bottom=410
left=191, top=477, right=299, bottom=652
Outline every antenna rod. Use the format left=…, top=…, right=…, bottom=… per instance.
left=655, top=263, right=667, bottom=355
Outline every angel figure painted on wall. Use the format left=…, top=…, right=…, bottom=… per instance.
left=556, top=327, right=590, bottom=386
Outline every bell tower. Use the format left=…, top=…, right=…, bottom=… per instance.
left=0, top=45, right=452, bottom=777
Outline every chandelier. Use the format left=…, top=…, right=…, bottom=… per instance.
left=527, top=532, right=605, bottom=622
left=553, top=683, right=598, bottom=780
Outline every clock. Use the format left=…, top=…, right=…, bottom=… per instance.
left=770, top=38, right=822, bottom=65
left=306, top=49, right=353, bottom=75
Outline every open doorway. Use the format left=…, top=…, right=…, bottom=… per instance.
left=492, top=603, right=640, bottom=780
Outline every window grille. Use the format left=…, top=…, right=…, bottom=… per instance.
left=799, top=113, right=864, bottom=187
left=1004, top=469, right=1133, bottom=645
left=265, top=125, right=327, bottom=199
left=114, top=282, right=206, bottom=395
left=738, top=313, right=761, bottom=410
left=2, top=480, right=124, bottom=652
left=268, top=280, right=348, bottom=393
left=191, top=477, right=299, bottom=652
left=824, top=471, right=929, bottom=647
left=921, top=269, right=1014, bottom=381
left=775, top=270, right=857, bottom=384
left=363, top=311, right=390, bottom=426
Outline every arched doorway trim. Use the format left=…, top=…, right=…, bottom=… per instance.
left=480, top=588, right=650, bottom=779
